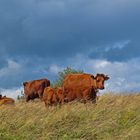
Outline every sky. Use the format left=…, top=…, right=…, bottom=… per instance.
left=0, top=0, right=140, bottom=98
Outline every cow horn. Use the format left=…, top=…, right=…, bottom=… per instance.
left=23, top=82, right=28, bottom=86
left=105, top=75, right=110, bottom=80
left=91, top=75, right=95, bottom=79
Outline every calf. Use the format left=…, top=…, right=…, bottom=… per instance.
left=43, top=87, right=64, bottom=107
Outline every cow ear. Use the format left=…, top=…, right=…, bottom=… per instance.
left=95, top=73, right=100, bottom=79
left=23, top=82, right=28, bottom=86
left=105, top=75, right=110, bottom=80
left=91, top=75, right=95, bottom=79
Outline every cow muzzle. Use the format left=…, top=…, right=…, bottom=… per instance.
left=100, top=87, right=104, bottom=90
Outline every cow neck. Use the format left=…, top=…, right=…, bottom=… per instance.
left=93, top=79, right=97, bottom=90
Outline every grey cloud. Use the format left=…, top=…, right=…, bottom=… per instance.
left=0, top=0, right=140, bottom=88
left=0, top=0, right=140, bottom=58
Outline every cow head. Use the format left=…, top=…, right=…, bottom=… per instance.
left=95, top=74, right=110, bottom=90
left=23, top=82, right=28, bottom=95
left=23, top=82, right=28, bottom=87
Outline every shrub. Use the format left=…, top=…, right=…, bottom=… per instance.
left=53, top=67, right=83, bottom=87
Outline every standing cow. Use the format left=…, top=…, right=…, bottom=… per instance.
left=63, top=73, right=109, bottom=103
left=23, top=78, right=50, bottom=102
left=43, top=87, right=64, bottom=107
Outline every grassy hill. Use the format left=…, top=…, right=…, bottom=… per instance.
left=0, top=94, right=140, bottom=140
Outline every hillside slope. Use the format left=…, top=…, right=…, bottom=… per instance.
left=0, top=94, right=140, bottom=140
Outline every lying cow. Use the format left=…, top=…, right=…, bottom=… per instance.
left=23, top=78, right=50, bottom=102
left=0, top=94, right=15, bottom=106
left=43, top=87, right=64, bottom=107
left=63, top=73, right=109, bottom=103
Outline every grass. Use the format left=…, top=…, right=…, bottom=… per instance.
left=0, top=93, right=140, bottom=140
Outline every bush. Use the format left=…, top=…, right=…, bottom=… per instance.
left=53, top=67, right=83, bottom=87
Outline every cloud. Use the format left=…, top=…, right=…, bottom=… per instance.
left=0, top=60, right=21, bottom=77
left=0, top=87, right=22, bottom=99
left=0, top=59, right=25, bottom=88
left=64, top=54, right=140, bottom=93
left=49, top=64, right=64, bottom=75
left=0, top=0, right=140, bottom=60
left=105, top=40, right=131, bottom=52
left=88, top=40, right=139, bottom=62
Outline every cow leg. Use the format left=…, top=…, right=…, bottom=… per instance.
left=26, top=96, right=30, bottom=102
left=91, top=89, right=97, bottom=103
left=57, top=91, right=64, bottom=105
left=60, top=97, right=65, bottom=105
left=57, top=98, right=63, bottom=108
left=82, top=89, right=91, bottom=103
left=38, top=90, right=43, bottom=101
left=39, top=94, right=43, bottom=101
left=92, top=98, right=96, bottom=103
left=44, top=101, right=48, bottom=108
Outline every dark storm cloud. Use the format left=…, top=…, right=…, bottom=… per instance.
left=0, top=0, right=140, bottom=59
left=0, top=0, right=140, bottom=89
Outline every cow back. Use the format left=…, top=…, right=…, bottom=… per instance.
left=63, top=74, right=96, bottom=89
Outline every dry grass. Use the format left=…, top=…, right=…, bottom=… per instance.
left=0, top=93, right=140, bottom=140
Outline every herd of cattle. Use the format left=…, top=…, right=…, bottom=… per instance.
left=0, top=73, right=109, bottom=107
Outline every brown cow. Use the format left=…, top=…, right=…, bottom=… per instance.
left=0, top=95, right=15, bottom=106
left=23, top=78, right=50, bottom=102
left=43, top=87, right=64, bottom=107
left=63, top=73, right=109, bottom=103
